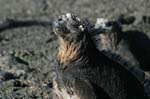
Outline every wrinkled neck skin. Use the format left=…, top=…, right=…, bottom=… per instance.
left=57, top=34, right=96, bottom=70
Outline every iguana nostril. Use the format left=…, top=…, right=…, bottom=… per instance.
left=58, top=17, right=62, bottom=21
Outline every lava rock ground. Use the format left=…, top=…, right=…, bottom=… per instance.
left=0, top=0, right=150, bottom=98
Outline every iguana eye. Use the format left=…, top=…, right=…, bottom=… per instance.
left=71, top=14, right=77, bottom=20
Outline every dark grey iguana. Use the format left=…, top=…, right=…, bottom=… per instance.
left=52, top=13, right=147, bottom=99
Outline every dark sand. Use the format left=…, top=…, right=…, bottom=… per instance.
left=0, top=0, right=150, bottom=98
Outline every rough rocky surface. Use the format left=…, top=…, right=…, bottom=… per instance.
left=0, top=0, right=150, bottom=98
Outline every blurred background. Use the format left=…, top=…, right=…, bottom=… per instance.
left=0, top=0, right=150, bottom=98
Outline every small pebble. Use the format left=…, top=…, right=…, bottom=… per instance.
left=15, top=70, right=26, bottom=78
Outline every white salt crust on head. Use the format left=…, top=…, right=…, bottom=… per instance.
left=66, top=13, right=72, bottom=19
left=65, top=13, right=81, bottom=22
left=65, top=13, right=85, bottom=31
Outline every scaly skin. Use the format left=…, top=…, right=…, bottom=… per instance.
left=52, top=13, right=147, bottom=99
